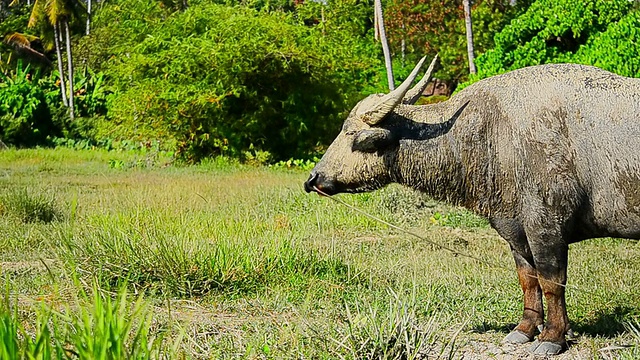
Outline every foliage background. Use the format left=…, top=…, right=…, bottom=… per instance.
left=467, top=0, right=640, bottom=84
left=2, top=0, right=640, bottom=161
left=82, top=1, right=382, bottom=161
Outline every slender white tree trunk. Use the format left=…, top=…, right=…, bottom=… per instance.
left=64, top=20, right=75, bottom=120
left=463, top=0, right=477, bottom=74
left=86, top=0, right=91, bottom=35
left=373, top=4, right=379, bottom=41
left=54, top=22, right=68, bottom=107
left=401, top=23, right=406, bottom=63
left=374, top=0, right=394, bottom=90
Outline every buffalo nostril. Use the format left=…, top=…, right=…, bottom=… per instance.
left=304, top=172, right=319, bottom=193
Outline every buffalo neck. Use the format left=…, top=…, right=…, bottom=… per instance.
left=389, top=102, right=481, bottom=210
left=393, top=130, right=470, bottom=207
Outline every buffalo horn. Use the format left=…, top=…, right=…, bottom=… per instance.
left=402, top=55, right=438, bottom=105
left=361, top=56, right=427, bottom=125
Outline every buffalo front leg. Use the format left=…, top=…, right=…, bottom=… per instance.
left=503, top=249, right=544, bottom=344
left=490, top=218, right=543, bottom=344
left=527, top=236, right=570, bottom=355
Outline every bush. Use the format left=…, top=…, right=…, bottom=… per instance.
left=81, top=1, right=382, bottom=162
left=466, top=0, right=639, bottom=84
left=568, top=10, right=640, bottom=77
left=0, top=62, right=61, bottom=146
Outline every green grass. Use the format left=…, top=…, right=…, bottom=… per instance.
left=0, top=148, right=639, bottom=358
left=0, top=285, right=177, bottom=359
left=0, top=187, right=64, bottom=223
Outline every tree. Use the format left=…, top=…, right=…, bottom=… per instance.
left=0, top=0, right=31, bottom=70
left=3, top=32, right=51, bottom=65
left=28, top=0, right=84, bottom=120
left=63, top=17, right=74, bottom=119
left=471, top=0, right=639, bottom=82
left=374, top=0, right=394, bottom=90
left=385, top=0, right=530, bottom=86
left=85, top=0, right=90, bottom=34
left=53, top=22, right=67, bottom=106
left=462, top=0, right=476, bottom=74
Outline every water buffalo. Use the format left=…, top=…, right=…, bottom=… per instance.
left=304, top=56, right=640, bottom=355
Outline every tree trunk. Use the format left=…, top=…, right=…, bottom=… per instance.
left=64, top=20, right=75, bottom=120
left=463, top=0, right=477, bottom=74
left=54, top=22, right=68, bottom=107
left=373, top=2, right=379, bottom=41
left=401, top=23, right=406, bottom=64
left=86, top=0, right=91, bottom=35
left=374, top=0, right=394, bottom=90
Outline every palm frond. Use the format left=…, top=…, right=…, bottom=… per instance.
left=4, top=33, right=38, bottom=47
left=46, top=0, right=71, bottom=24
left=28, top=0, right=46, bottom=28
left=3, top=33, right=52, bottom=66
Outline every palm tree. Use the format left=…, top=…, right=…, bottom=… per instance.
left=28, top=0, right=84, bottom=119
left=53, top=22, right=68, bottom=106
left=63, top=19, right=73, bottom=119
left=462, top=0, right=476, bottom=74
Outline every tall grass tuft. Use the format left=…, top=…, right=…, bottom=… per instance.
left=328, top=288, right=459, bottom=359
left=0, top=284, right=175, bottom=359
left=0, top=301, right=21, bottom=359
left=0, top=187, right=64, bottom=223
left=60, top=284, right=164, bottom=360
left=0, top=290, right=58, bottom=359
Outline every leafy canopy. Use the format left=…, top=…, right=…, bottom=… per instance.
left=470, top=0, right=640, bottom=83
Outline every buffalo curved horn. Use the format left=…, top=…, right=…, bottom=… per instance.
left=361, top=56, right=427, bottom=125
left=402, top=55, right=438, bottom=105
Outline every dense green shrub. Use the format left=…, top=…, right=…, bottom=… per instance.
left=568, top=10, right=640, bottom=77
left=79, top=0, right=381, bottom=162
left=0, top=62, right=61, bottom=146
left=0, top=63, right=107, bottom=147
left=467, top=0, right=640, bottom=84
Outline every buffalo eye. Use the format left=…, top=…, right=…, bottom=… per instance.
left=352, top=129, right=396, bottom=153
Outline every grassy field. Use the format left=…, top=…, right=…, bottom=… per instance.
left=0, top=148, right=639, bottom=359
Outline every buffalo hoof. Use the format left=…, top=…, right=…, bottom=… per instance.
left=529, top=340, right=566, bottom=355
left=502, top=330, right=532, bottom=344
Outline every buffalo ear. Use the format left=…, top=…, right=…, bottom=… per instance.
left=352, top=129, right=397, bottom=153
